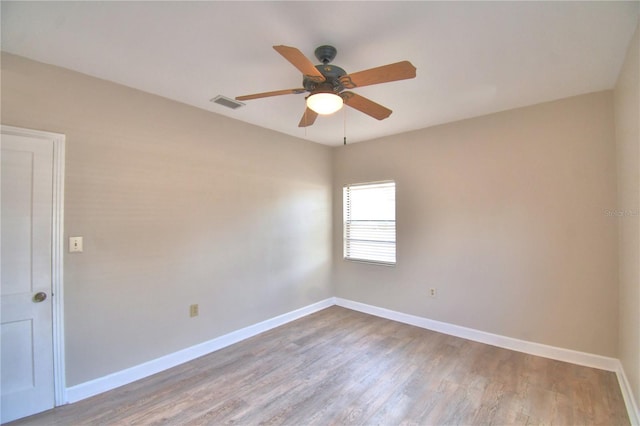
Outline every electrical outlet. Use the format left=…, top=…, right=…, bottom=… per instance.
left=429, top=288, right=437, bottom=298
left=189, top=304, right=199, bottom=317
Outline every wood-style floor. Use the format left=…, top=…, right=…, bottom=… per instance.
left=10, top=306, right=629, bottom=425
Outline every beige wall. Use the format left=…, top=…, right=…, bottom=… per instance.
left=1, top=53, right=333, bottom=386
left=333, top=91, right=619, bottom=357
left=615, top=19, right=640, bottom=410
left=0, top=48, right=632, bottom=392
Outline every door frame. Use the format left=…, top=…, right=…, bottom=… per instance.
left=1, top=125, right=66, bottom=406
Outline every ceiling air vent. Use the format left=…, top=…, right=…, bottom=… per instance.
left=210, top=95, right=245, bottom=110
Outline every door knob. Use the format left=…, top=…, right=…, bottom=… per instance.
left=33, top=292, right=47, bottom=303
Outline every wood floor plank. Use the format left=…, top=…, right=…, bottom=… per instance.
left=7, top=306, right=630, bottom=426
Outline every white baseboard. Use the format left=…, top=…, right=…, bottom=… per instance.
left=334, top=298, right=640, bottom=424
left=615, top=361, right=640, bottom=426
left=64, top=296, right=638, bottom=425
left=65, top=298, right=334, bottom=403
left=334, top=298, right=619, bottom=371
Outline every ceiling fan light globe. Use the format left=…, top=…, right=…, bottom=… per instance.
left=307, top=93, right=343, bottom=115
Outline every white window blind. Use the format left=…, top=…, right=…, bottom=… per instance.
left=343, top=181, right=396, bottom=265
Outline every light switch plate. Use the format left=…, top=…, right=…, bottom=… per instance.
left=69, top=236, right=83, bottom=253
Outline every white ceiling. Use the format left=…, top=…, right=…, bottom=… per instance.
left=1, top=1, right=638, bottom=146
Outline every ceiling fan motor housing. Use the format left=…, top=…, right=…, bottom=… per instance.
left=303, top=64, right=347, bottom=94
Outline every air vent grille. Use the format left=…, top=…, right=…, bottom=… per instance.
left=211, top=95, right=245, bottom=110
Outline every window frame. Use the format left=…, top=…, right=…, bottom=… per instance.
left=343, top=180, right=396, bottom=266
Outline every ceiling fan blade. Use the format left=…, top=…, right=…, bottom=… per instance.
left=340, top=61, right=416, bottom=89
left=298, top=107, right=319, bottom=127
left=236, top=88, right=305, bottom=101
left=273, top=45, right=325, bottom=82
left=341, top=92, right=392, bottom=120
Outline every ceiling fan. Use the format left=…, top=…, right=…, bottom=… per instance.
left=236, top=45, right=417, bottom=127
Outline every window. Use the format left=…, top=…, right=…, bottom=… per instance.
left=343, top=181, right=396, bottom=265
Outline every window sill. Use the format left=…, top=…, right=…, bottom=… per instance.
left=343, top=258, right=396, bottom=267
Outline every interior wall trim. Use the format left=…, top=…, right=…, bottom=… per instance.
left=64, top=297, right=638, bottom=423
left=334, top=298, right=619, bottom=370
left=334, top=297, right=638, bottom=424
left=65, top=298, right=334, bottom=404
left=616, top=361, right=640, bottom=426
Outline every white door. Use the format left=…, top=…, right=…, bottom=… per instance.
left=1, top=134, right=55, bottom=423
